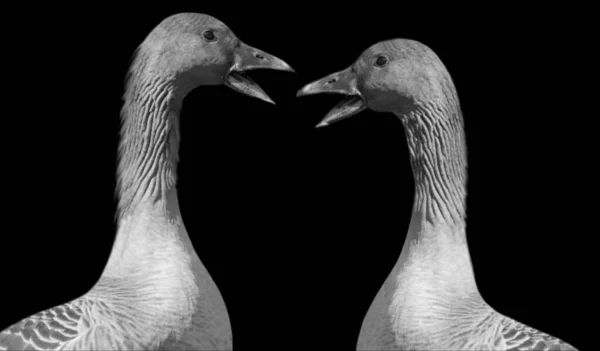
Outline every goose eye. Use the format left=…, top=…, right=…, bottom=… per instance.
left=374, top=55, right=388, bottom=67
left=203, top=30, right=216, bottom=42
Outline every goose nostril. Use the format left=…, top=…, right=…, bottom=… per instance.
left=255, top=53, right=265, bottom=60
left=327, top=78, right=337, bottom=84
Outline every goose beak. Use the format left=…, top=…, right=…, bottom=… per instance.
left=225, top=42, right=294, bottom=104
left=297, top=66, right=365, bottom=128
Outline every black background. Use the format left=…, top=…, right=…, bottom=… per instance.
left=1, top=5, right=588, bottom=350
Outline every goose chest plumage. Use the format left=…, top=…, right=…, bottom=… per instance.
left=0, top=13, right=293, bottom=350
left=298, top=39, right=577, bottom=350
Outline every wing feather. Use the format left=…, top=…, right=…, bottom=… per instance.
left=500, top=317, right=578, bottom=351
left=0, top=301, right=86, bottom=350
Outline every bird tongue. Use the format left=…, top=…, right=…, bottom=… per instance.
left=317, top=96, right=366, bottom=128
left=225, top=71, right=274, bottom=104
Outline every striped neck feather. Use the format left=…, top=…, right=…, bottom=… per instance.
left=400, top=92, right=467, bottom=232
left=389, top=97, right=488, bottom=346
left=116, top=47, right=181, bottom=222
left=390, top=75, right=481, bottom=308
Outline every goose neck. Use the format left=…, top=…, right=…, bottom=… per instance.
left=117, top=71, right=181, bottom=221
left=398, top=100, right=468, bottom=235
left=392, top=100, right=480, bottom=297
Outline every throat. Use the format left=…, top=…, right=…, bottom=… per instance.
left=400, top=102, right=468, bottom=237
left=105, top=68, right=195, bottom=277
left=393, top=102, right=478, bottom=296
left=117, top=72, right=181, bottom=220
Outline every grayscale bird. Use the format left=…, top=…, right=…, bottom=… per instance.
left=298, top=39, right=577, bottom=350
left=0, top=13, right=293, bottom=350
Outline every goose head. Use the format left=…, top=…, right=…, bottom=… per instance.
left=142, top=13, right=294, bottom=103
left=297, top=39, right=451, bottom=126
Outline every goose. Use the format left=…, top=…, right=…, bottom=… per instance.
left=0, top=13, right=293, bottom=350
left=297, top=39, right=577, bottom=350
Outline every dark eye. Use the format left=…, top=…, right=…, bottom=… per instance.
left=374, top=55, right=388, bottom=67
left=203, top=30, right=216, bottom=42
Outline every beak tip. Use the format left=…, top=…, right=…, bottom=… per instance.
left=272, top=58, right=294, bottom=73
left=297, top=84, right=313, bottom=97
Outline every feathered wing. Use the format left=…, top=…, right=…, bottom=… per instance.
left=0, top=299, right=87, bottom=350
left=0, top=291, right=158, bottom=350
left=499, top=316, right=577, bottom=351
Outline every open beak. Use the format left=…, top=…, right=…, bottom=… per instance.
left=225, top=42, right=294, bottom=104
left=297, top=66, right=366, bottom=127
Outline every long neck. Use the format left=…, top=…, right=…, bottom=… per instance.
left=402, top=99, right=467, bottom=233
left=98, top=67, right=204, bottom=339
left=393, top=96, right=479, bottom=296
left=103, top=56, right=199, bottom=277
left=387, top=97, right=493, bottom=346
left=117, top=72, right=180, bottom=219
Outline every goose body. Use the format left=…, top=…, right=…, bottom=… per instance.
left=0, top=13, right=292, bottom=350
left=298, top=39, right=577, bottom=350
